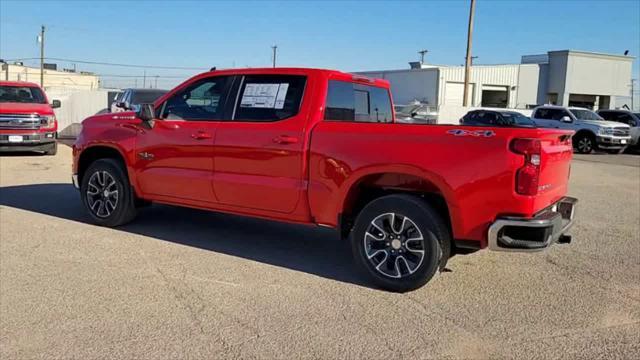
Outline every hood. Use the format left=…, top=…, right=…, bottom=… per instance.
left=577, top=119, right=628, bottom=128
left=0, top=102, right=54, bottom=115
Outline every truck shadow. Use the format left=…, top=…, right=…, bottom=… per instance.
left=0, top=183, right=368, bottom=288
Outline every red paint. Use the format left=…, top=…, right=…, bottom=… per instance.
left=73, top=68, right=574, bottom=248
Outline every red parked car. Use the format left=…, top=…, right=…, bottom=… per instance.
left=72, top=68, right=577, bottom=291
left=0, top=81, right=60, bottom=155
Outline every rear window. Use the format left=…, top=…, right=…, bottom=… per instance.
left=0, top=86, right=47, bottom=104
left=234, top=75, right=306, bottom=122
left=325, top=80, right=393, bottom=123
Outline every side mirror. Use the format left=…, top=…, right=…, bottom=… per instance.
left=137, top=103, right=155, bottom=123
left=51, top=99, right=61, bottom=108
left=561, top=116, right=572, bottom=123
left=410, top=111, right=418, bottom=118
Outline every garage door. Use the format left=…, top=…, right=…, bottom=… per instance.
left=444, top=82, right=474, bottom=106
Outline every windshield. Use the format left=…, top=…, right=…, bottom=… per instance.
left=502, top=112, right=535, bottom=126
left=569, top=109, right=603, bottom=121
left=0, top=86, right=47, bottom=104
left=131, top=90, right=167, bottom=105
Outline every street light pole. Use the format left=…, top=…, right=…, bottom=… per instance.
left=463, top=0, right=476, bottom=107
left=39, top=25, right=45, bottom=87
left=271, top=45, right=278, bottom=68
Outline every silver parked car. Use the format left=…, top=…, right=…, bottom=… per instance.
left=111, top=88, right=168, bottom=113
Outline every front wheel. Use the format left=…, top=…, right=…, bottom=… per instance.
left=80, top=159, right=138, bottom=227
left=350, top=194, right=451, bottom=292
left=573, top=133, right=596, bottom=154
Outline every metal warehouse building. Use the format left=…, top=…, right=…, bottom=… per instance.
left=356, top=50, right=635, bottom=120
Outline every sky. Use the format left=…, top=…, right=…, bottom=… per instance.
left=1, top=0, right=639, bottom=89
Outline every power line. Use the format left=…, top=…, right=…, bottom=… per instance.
left=5, top=57, right=209, bottom=70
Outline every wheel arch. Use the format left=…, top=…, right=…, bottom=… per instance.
left=77, top=145, right=132, bottom=189
left=337, top=169, right=457, bottom=241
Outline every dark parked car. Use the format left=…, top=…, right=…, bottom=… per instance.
left=597, top=109, right=640, bottom=147
left=110, top=88, right=168, bottom=113
left=460, top=109, right=536, bottom=127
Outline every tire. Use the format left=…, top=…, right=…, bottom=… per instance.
left=573, top=133, right=596, bottom=154
left=350, top=194, right=451, bottom=292
left=80, top=159, right=137, bottom=227
left=44, top=142, right=57, bottom=156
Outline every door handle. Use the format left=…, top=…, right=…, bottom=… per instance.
left=272, top=135, right=299, bottom=145
left=191, top=131, right=212, bottom=140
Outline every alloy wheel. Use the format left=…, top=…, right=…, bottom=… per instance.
left=578, top=137, right=593, bottom=153
left=363, top=212, right=426, bottom=278
left=86, top=171, right=119, bottom=218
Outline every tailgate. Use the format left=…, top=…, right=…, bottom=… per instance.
left=535, top=131, right=573, bottom=211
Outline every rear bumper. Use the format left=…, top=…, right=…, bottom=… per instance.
left=488, top=197, right=577, bottom=252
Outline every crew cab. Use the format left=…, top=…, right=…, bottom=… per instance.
left=72, top=68, right=577, bottom=292
left=0, top=81, right=60, bottom=155
left=531, top=105, right=631, bottom=154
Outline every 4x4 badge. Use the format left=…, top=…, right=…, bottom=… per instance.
left=447, top=129, right=496, bottom=137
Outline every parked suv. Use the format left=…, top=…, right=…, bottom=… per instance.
left=110, top=88, right=167, bottom=113
left=461, top=109, right=535, bottom=127
left=0, top=81, right=60, bottom=155
left=531, top=105, right=631, bottom=154
left=596, top=109, right=640, bottom=148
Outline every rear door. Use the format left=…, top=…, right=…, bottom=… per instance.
left=134, top=75, right=233, bottom=202
left=212, top=73, right=310, bottom=213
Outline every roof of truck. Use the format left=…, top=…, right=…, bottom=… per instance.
left=0, top=80, right=42, bottom=88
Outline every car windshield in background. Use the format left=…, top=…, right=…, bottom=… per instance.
left=502, top=112, right=535, bottom=126
left=0, top=86, right=47, bottom=104
left=131, top=91, right=167, bottom=104
left=569, top=109, right=603, bottom=120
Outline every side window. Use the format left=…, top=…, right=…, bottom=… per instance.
left=598, top=111, right=614, bottom=121
left=325, top=80, right=393, bottom=123
left=556, top=110, right=571, bottom=121
left=534, top=109, right=550, bottom=119
left=234, top=75, right=306, bottom=122
left=161, top=76, right=230, bottom=121
left=616, top=113, right=633, bottom=125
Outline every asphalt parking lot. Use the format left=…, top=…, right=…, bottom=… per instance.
left=1, top=145, right=639, bottom=359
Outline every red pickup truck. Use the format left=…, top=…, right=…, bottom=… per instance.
left=73, top=68, right=577, bottom=291
left=0, top=81, right=60, bottom=155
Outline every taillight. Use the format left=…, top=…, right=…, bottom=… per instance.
left=511, top=138, right=541, bottom=196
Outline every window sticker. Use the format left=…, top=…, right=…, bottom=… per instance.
left=241, top=83, right=289, bottom=109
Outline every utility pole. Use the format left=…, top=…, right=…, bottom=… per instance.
left=142, top=70, right=146, bottom=88
left=271, top=45, right=278, bottom=68
left=39, top=25, right=45, bottom=87
left=632, top=79, right=637, bottom=111
left=462, top=0, right=476, bottom=107
left=155, top=75, right=159, bottom=89
left=418, top=49, right=428, bottom=64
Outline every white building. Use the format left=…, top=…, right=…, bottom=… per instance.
left=356, top=50, right=635, bottom=121
left=1, top=62, right=100, bottom=91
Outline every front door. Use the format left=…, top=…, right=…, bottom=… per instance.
left=134, top=76, right=232, bottom=203
left=212, top=74, right=309, bottom=213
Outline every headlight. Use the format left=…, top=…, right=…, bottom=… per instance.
left=599, top=128, right=614, bottom=135
left=40, top=115, right=56, bottom=129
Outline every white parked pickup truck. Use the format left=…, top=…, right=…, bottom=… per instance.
left=531, top=105, right=632, bottom=154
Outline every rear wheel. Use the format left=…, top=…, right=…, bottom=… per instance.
left=573, top=133, right=595, bottom=154
left=350, top=194, right=451, bottom=292
left=80, top=159, right=137, bottom=227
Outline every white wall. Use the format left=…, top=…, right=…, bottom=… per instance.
left=356, top=69, right=439, bottom=105
left=3, top=64, right=100, bottom=90
left=48, top=89, right=110, bottom=137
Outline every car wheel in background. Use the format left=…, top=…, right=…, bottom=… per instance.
left=44, top=142, right=57, bottom=156
left=80, top=159, right=137, bottom=227
left=350, top=194, right=450, bottom=292
left=574, top=133, right=595, bottom=154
